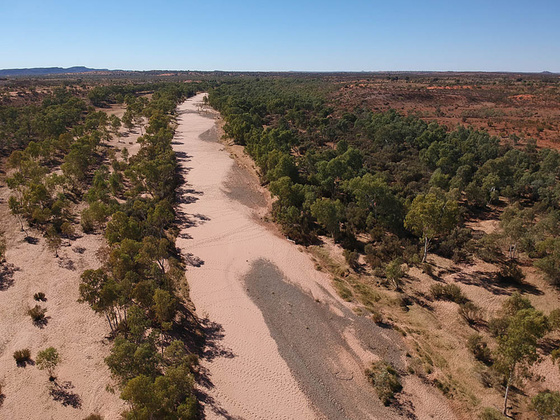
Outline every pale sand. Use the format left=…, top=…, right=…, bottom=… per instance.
left=0, top=194, right=125, bottom=418
left=174, top=94, right=455, bottom=419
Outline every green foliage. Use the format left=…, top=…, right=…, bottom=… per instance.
left=13, top=348, right=31, bottom=364
left=365, top=361, right=402, bottom=405
left=404, top=192, right=459, bottom=262
left=430, top=283, right=467, bottom=304
left=0, top=233, right=6, bottom=263
left=36, top=347, right=60, bottom=378
left=385, top=258, right=406, bottom=290
left=28, top=305, right=47, bottom=323
left=480, top=407, right=507, bottom=420
left=531, top=390, right=560, bottom=419
left=491, top=293, right=549, bottom=416
left=83, top=415, right=103, bottom=420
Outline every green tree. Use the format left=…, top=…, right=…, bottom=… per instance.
left=531, top=390, right=560, bottom=419
left=310, top=198, right=345, bottom=238
left=404, top=192, right=459, bottom=262
left=493, top=300, right=548, bottom=416
left=36, top=347, right=60, bottom=380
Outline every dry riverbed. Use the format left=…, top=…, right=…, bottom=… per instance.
left=174, top=94, right=455, bottom=420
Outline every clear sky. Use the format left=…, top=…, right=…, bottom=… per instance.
left=1, top=0, right=559, bottom=72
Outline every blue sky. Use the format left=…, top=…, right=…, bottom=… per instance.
left=1, top=0, right=559, bottom=72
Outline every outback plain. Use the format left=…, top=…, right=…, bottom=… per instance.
left=0, top=71, right=559, bottom=420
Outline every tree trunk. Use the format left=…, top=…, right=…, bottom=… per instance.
left=503, top=369, right=513, bottom=416
left=422, top=236, right=429, bottom=263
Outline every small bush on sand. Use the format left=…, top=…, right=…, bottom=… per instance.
left=480, top=407, right=507, bottom=420
left=13, top=349, right=31, bottom=365
left=83, top=415, right=103, bottom=420
left=365, top=361, right=402, bottom=405
left=496, top=261, right=525, bottom=284
left=28, top=305, right=47, bottom=322
left=33, top=292, right=46, bottom=302
left=430, top=283, right=467, bottom=304
left=459, top=302, right=483, bottom=325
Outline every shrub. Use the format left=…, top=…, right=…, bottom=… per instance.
left=549, top=308, right=560, bottom=330
left=13, top=348, right=31, bottom=365
left=422, top=263, right=434, bottom=277
left=496, top=261, right=525, bottom=284
left=365, top=361, right=402, bottom=405
left=467, top=334, right=492, bottom=364
left=459, top=302, right=483, bottom=325
left=343, top=249, right=360, bottom=271
left=28, top=305, right=47, bottom=322
left=480, top=407, right=507, bottom=420
left=83, top=415, right=103, bottom=420
left=430, top=283, right=467, bottom=304
left=33, top=292, right=46, bottom=302
left=531, top=390, right=560, bottom=419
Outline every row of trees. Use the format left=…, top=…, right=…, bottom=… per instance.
left=78, top=84, right=200, bottom=419
left=208, top=79, right=560, bottom=278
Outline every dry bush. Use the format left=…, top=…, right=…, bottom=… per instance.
left=28, top=305, right=47, bottom=322
left=365, top=361, right=402, bottom=405
left=430, top=283, right=467, bottom=304
left=459, top=302, right=484, bottom=325
left=467, top=334, right=492, bottom=364
left=13, top=348, right=31, bottom=365
left=33, top=292, right=46, bottom=302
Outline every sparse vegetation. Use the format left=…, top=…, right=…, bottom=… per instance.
left=36, top=347, right=60, bottom=380
left=430, top=283, right=467, bottom=304
left=365, top=361, right=402, bottom=405
left=28, top=305, right=47, bottom=323
left=13, top=348, right=31, bottom=365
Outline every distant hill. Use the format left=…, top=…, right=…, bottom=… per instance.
left=0, top=66, right=109, bottom=77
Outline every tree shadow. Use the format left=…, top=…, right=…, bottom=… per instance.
left=453, top=270, right=512, bottom=296
left=58, top=257, right=76, bottom=271
left=16, top=358, right=35, bottom=368
left=199, top=318, right=235, bottom=362
left=49, top=380, right=82, bottom=408
left=0, top=263, right=19, bottom=291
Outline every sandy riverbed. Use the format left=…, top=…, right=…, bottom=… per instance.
left=174, top=94, right=455, bottom=420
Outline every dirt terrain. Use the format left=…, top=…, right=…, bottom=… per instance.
left=333, top=73, right=560, bottom=147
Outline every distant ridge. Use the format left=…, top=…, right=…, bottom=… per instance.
left=0, top=66, right=109, bottom=77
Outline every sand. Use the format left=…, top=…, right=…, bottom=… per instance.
left=174, top=94, right=455, bottom=419
left=0, top=191, right=125, bottom=418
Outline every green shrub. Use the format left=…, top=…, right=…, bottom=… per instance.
left=365, top=361, right=402, bottom=405
left=549, top=308, right=560, bottom=330
left=480, top=407, right=507, bottom=420
left=13, top=348, right=31, bottom=365
left=467, top=334, right=491, bottom=364
left=531, top=390, right=560, bottom=419
left=430, top=283, right=467, bottom=304
left=496, top=261, right=525, bottom=284
left=343, top=249, right=360, bottom=271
